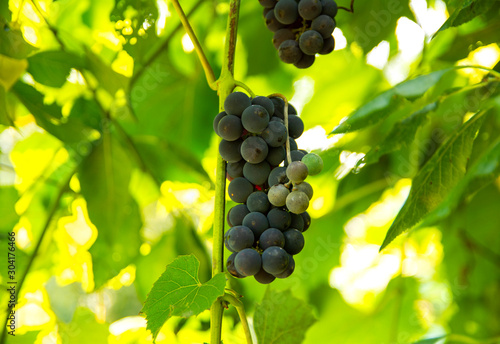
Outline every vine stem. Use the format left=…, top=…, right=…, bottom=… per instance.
left=169, top=0, right=217, bottom=90
left=338, top=0, right=355, bottom=13
left=209, top=0, right=241, bottom=343
left=221, top=294, right=253, bottom=344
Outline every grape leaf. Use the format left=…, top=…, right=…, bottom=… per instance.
left=141, top=255, right=226, bottom=341
left=412, top=336, right=445, bottom=344
left=27, top=50, right=85, bottom=87
left=418, top=137, right=500, bottom=229
left=254, top=289, right=316, bottom=344
left=437, top=0, right=499, bottom=33
left=380, top=111, right=485, bottom=250
left=0, top=18, right=37, bottom=59
left=79, top=133, right=142, bottom=288
left=330, top=69, right=452, bottom=134
left=0, top=85, right=14, bottom=126
left=362, top=102, right=436, bottom=166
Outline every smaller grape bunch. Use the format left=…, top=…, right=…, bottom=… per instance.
left=214, top=91, right=324, bottom=284
left=259, top=0, right=339, bottom=68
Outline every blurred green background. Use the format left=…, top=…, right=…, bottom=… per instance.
left=0, top=0, right=499, bottom=343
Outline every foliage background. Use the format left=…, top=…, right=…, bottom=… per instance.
left=1, top=0, right=500, bottom=343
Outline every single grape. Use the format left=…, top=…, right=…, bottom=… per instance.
left=294, top=54, right=315, bottom=69
left=290, top=150, right=307, bottom=164
left=273, top=28, right=296, bottom=50
left=270, top=98, right=297, bottom=119
left=259, top=228, right=285, bottom=250
left=242, top=211, right=270, bottom=238
left=286, top=191, right=309, bottom=214
left=224, top=228, right=235, bottom=252
left=224, top=92, right=251, bottom=117
left=265, top=9, right=285, bottom=32
left=270, top=116, right=284, bottom=123
left=290, top=213, right=305, bottom=232
left=298, top=0, right=322, bottom=20
left=227, top=252, right=244, bottom=278
left=262, top=121, right=287, bottom=147
left=219, top=139, right=243, bottom=163
left=247, top=191, right=271, bottom=213
left=218, top=114, right=243, bottom=141
left=283, top=228, right=305, bottom=254
left=263, top=7, right=273, bottom=17
left=241, top=105, right=270, bottom=134
left=266, top=146, right=285, bottom=167
left=243, top=161, right=271, bottom=186
left=299, top=30, right=324, bottom=55
left=311, top=14, right=336, bottom=38
left=301, top=153, right=323, bottom=175
left=251, top=96, right=275, bottom=115
left=301, top=211, right=311, bottom=232
left=274, top=254, right=295, bottom=278
left=274, top=0, right=299, bottom=24
left=293, top=181, right=313, bottom=200
left=321, top=0, right=338, bottom=18
left=254, top=267, right=276, bottom=284
left=278, top=39, right=303, bottom=64
left=286, top=161, right=308, bottom=183
left=227, top=160, right=245, bottom=179
left=226, top=225, right=255, bottom=252
left=213, top=111, right=227, bottom=136
left=262, top=246, right=289, bottom=274
left=241, top=136, right=269, bottom=164
left=228, top=204, right=250, bottom=226
left=259, top=0, right=277, bottom=8
left=235, top=248, right=262, bottom=276
left=288, top=115, right=304, bottom=139
left=268, top=166, right=288, bottom=186
left=268, top=184, right=290, bottom=207
left=228, top=177, right=254, bottom=203
left=267, top=208, right=291, bottom=231
left=319, top=35, right=335, bottom=54
left=289, top=137, right=298, bottom=151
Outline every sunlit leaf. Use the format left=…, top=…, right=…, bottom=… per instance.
left=27, top=50, right=85, bottom=87
left=412, top=336, right=445, bottom=344
left=380, top=111, right=485, bottom=250
left=79, top=133, right=142, bottom=288
left=330, top=69, right=452, bottom=134
left=254, top=289, right=316, bottom=344
left=363, top=102, right=435, bottom=165
left=141, top=255, right=226, bottom=341
left=85, top=50, right=129, bottom=96
left=0, top=85, right=14, bottom=126
left=0, top=54, right=28, bottom=89
left=0, top=186, right=18, bottom=232
left=437, top=0, right=499, bottom=33
left=0, top=19, right=37, bottom=59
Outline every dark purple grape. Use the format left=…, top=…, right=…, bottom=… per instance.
left=262, top=121, right=287, bottom=147
left=227, top=160, right=245, bottom=179
left=228, top=204, right=250, bottom=226
left=213, top=111, right=227, bottom=136
left=321, top=0, right=338, bottom=18
left=219, top=139, right=243, bottom=163
left=247, top=191, right=271, bottom=213
left=299, top=30, right=324, bottom=55
left=259, top=228, right=285, bottom=250
left=241, top=136, right=269, bottom=164
left=294, top=54, right=315, bottom=69
left=274, top=0, right=299, bottom=24
left=301, top=211, right=311, bottom=232
left=254, top=267, right=276, bottom=284
left=283, top=228, right=305, bottom=254
left=265, top=10, right=285, bottom=32
left=262, top=246, right=289, bottom=274
left=268, top=166, right=288, bottom=186
left=278, top=39, right=303, bottom=64
left=259, top=0, right=277, bottom=8
left=224, top=92, right=251, bottom=117
left=311, top=14, right=336, bottom=38
left=252, top=96, right=275, bottom=115
left=227, top=252, right=244, bottom=278
left=288, top=115, right=304, bottom=138
left=267, top=208, right=291, bottom=231
left=228, top=177, right=253, bottom=203
left=218, top=115, right=243, bottom=141
left=298, top=0, right=322, bottom=20
left=266, top=146, right=286, bottom=166
left=241, top=105, right=270, bottom=134
left=274, top=255, right=295, bottom=278
left=235, top=248, right=262, bottom=276
left=243, top=211, right=269, bottom=238
left=319, top=35, right=335, bottom=54
left=243, top=161, right=271, bottom=186
left=226, top=225, right=254, bottom=252
left=290, top=213, right=305, bottom=231
left=273, top=28, right=296, bottom=50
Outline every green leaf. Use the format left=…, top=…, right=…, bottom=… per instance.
left=85, top=49, right=129, bottom=96
left=412, top=336, right=445, bottom=344
left=419, top=136, right=500, bottom=228
left=437, top=0, right=499, bottom=32
left=79, top=133, right=142, bottom=288
left=254, top=289, right=316, bottom=344
left=141, top=255, right=226, bottom=341
left=330, top=69, right=452, bottom=134
left=0, top=85, right=14, bottom=126
left=380, top=111, right=485, bottom=250
left=11, top=81, right=93, bottom=146
left=363, top=102, right=435, bottom=165
left=0, top=186, right=19, bottom=233
left=0, top=19, right=37, bottom=59
left=27, top=50, right=85, bottom=87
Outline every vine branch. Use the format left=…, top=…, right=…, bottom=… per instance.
left=338, top=0, right=355, bottom=13
left=221, top=294, right=253, bottom=344
left=170, top=0, right=217, bottom=90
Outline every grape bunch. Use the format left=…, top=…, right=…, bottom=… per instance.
left=213, top=91, right=324, bottom=284
left=259, top=0, right=338, bottom=68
